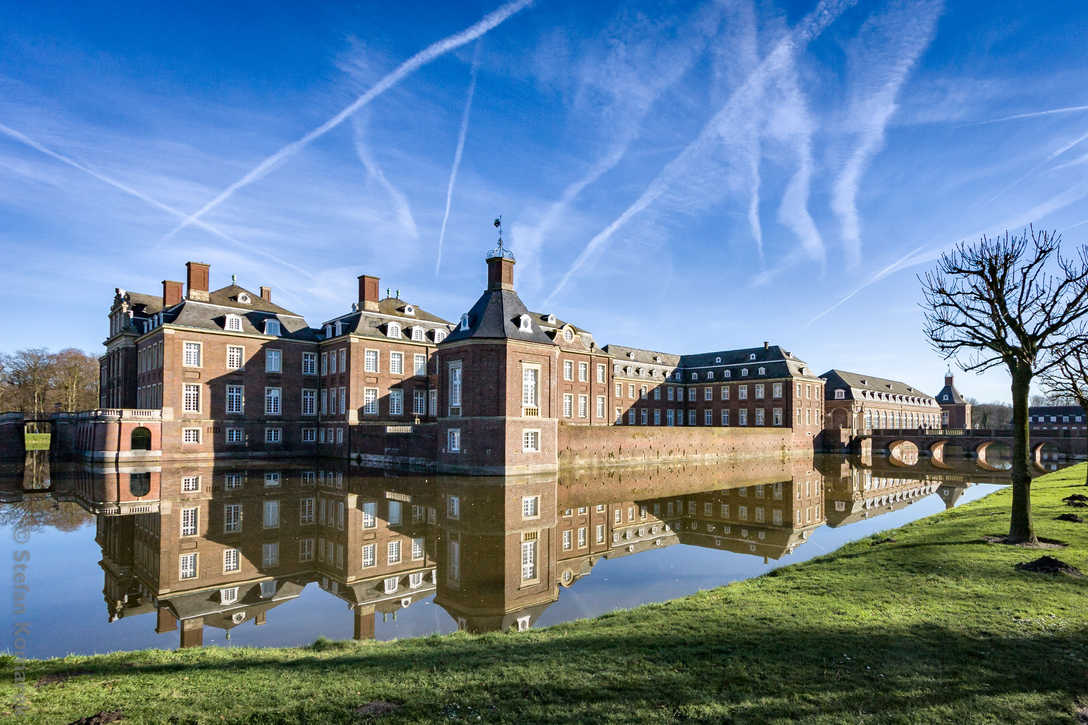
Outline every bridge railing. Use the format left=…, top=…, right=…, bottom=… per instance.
left=61, top=408, right=163, bottom=421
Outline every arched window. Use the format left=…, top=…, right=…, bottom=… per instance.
left=459, top=315, right=469, bottom=332
left=563, top=328, right=574, bottom=342
left=757, top=367, right=765, bottom=375
left=518, top=315, right=532, bottom=332
left=225, top=314, right=242, bottom=331
left=387, top=322, right=401, bottom=338
left=435, top=329, right=447, bottom=342
left=264, top=319, right=281, bottom=336
left=412, top=327, right=425, bottom=341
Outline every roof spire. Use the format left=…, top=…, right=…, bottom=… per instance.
left=489, top=215, right=515, bottom=261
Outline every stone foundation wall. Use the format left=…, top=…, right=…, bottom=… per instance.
left=0, top=413, right=25, bottom=460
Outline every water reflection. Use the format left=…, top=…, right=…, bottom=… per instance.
left=0, top=454, right=1012, bottom=655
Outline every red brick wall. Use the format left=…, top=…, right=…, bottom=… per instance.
left=557, top=423, right=805, bottom=468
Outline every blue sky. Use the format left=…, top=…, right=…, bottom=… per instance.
left=2, top=0, right=1086, bottom=403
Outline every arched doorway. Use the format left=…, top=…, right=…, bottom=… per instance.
left=131, top=427, right=152, bottom=450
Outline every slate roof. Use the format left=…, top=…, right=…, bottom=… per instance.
left=604, top=343, right=818, bottom=382
left=122, top=291, right=164, bottom=317
left=935, top=381, right=967, bottom=405
left=821, top=369, right=936, bottom=402
left=164, top=291, right=319, bottom=342
left=442, top=289, right=554, bottom=345
left=165, top=578, right=305, bottom=629
left=1029, top=405, right=1086, bottom=418
left=321, top=297, right=452, bottom=343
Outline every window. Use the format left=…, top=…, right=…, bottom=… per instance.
left=563, top=394, right=573, bottom=418
left=739, top=385, right=748, bottom=400
left=183, top=341, right=201, bottom=367
left=183, top=383, right=200, bottom=412
left=615, top=382, right=622, bottom=398
left=413, top=389, right=427, bottom=415
left=641, top=408, right=648, bottom=425
left=721, top=409, right=730, bottom=426
left=182, top=475, right=200, bottom=492
left=578, top=395, right=588, bottom=418
left=773, top=383, right=783, bottom=399
left=390, top=352, right=404, bottom=375
left=412, top=326, right=425, bottom=341
left=299, top=497, right=315, bottom=525
left=413, top=353, right=427, bottom=377
left=597, top=364, right=606, bottom=383
left=521, top=539, right=537, bottom=581
left=262, top=542, right=279, bottom=567
left=179, top=553, right=197, bottom=580
left=412, top=537, right=425, bottom=561
left=596, top=524, right=605, bottom=543
left=181, top=506, right=198, bottom=536
left=596, top=396, right=606, bottom=419
left=362, top=544, right=376, bottom=568
left=365, top=349, right=379, bottom=373
left=299, top=538, right=314, bottom=562
left=704, top=387, right=712, bottom=401
left=562, top=530, right=572, bottom=550
left=448, top=361, right=462, bottom=413
left=834, top=389, right=845, bottom=400
left=563, top=328, right=574, bottom=342
left=705, top=409, right=712, bottom=425
left=522, top=366, right=539, bottom=412
left=224, top=503, right=241, bottom=533
left=668, top=386, right=675, bottom=401
left=578, top=362, right=588, bottom=382
left=564, top=360, right=573, bottom=381
left=429, top=389, right=438, bottom=417
left=522, top=495, right=540, bottom=518
left=223, top=548, right=240, bottom=573
left=264, top=319, right=280, bottom=336
left=263, top=499, right=279, bottom=529
left=302, top=351, right=316, bottom=375
left=389, top=389, right=403, bottom=416
left=265, top=348, right=282, bottom=373
left=265, top=427, right=282, bottom=443
left=628, top=409, right=635, bottom=424
left=388, top=500, right=402, bottom=525
left=363, top=388, right=378, bottom=415
left=739, top=409, right=748, bottom=426
left=226, top=345, right=244, bottom=369
left=447, top=428, right=461, bottom=453
left=577, top=527, right=587, bottom=548
left=388, top=540, right=402, bottom=564
left=688, top=409, right=696, bottom=426
left=773, top=408, right=783, bottom=426
left=755, top=408, right=765, bottom=426
left=688, top=388, right=696, bottom=401
left=265, top=387, right=281, bottom=415
left=302, top=389, right=316, bottom=416
left=227, top=427, right=244, bottom=444
left=523, top=429, right=541, bottom=453
left=329, top=351, right=337, bottom=374
left=447, top=495, right=460, bottom=519
left=227, top=384, right=244, bottom=414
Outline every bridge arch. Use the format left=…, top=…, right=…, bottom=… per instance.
left=887, top=440, right=919, bottom=467
left=928, top=439, right=954, bottom=469
left=973, top=440, right=1003, bottom=471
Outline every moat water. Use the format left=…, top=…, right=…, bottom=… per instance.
left=1, top=452, right=1023, bottom=658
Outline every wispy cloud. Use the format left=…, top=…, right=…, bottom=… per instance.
left=436, top=40, right=482, bottom=276
left=809, top=179, right=1088, bottom=324
left=831, top=0, right=943, bottom=267
left=542, top=0, right=859, bottom=306
left=351, top=115, right=418, bottom=240
left=977, top=104, right=1088, bottom=124
left=0, top=120, right=313, bottom=278
left=154, top=0, right=533, bottom=247
left=516, top=1, right=727, bottom=293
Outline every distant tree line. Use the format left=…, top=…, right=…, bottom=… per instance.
left=1, top=348, right=100, bottom=417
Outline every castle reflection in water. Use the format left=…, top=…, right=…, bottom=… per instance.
left=2, top=453, right=1006, bottom=649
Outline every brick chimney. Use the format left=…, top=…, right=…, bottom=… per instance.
left=486, top=253, right=515, bottom=292
left=945, top=372, right=954, bottom=387
left=186, top=261, right=210, bottom=302
left=260, top=286, right=272, bottom=302
left=162, top=280, right=183, bottom=308
left=358, top=275, right=380, bottom=312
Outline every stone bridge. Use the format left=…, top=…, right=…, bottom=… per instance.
left=864, top=428, right=1082, bottom=470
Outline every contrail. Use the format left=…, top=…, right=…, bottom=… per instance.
left=542, top=0, right=858, bottom=306
left=0, top=121, right=313, bottom=277
left=157, top=0, right=533, bottom=246
left=436, top=40, right=482, bottom=275
left=351, top=116, right=419, bottom=240
left=977, top=104, right=1088, bottom=125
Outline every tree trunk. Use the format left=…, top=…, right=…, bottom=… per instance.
left=1008, top=365, right=1036, bottom=544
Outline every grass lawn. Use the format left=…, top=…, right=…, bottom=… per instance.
left=23, top=433, right=49, bottom=451
left=5, top=466, right=1088, bottom=723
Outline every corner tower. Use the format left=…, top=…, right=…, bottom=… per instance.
left=436, top=226, right=559, bottom=474
left=936, top=369, right=972, bottom=429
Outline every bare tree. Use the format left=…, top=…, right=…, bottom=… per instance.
left=50, top=348, right=100, bottom=412
left=921, top=227, right=1088, bottom=544
left=1041, top=346, right=1088, bottom=485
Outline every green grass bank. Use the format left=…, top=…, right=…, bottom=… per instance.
left=6, top=466, right=1088, bottom=724
left=23, top=433, right=49, bottom=451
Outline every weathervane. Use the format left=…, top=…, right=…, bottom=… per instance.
left=494, top=215, right=505, bottom=253
left=488, top=215, right=515, bottom=260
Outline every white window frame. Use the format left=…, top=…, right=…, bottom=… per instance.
left=523, top=429, right=541, bottom=453
left=265, top=348, right=282, bottom=373
left=183, top=341, right=202, bottom=368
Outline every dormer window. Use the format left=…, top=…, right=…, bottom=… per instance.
left=691, top=372, right=698, bottom=381
left=563, top=328, right=574, bottom=342
left=387, top=322, right=401, bottom=338
left=435, top=329, right=447, bottom=342
left=654, top=355, right=661, bottom=363
left=724, top=370, right=731, bottom=378
left=943, top=394, right=949, bottom=401
left=546, top=314, right=557, bottom=324
left=757, top=366, right=765, bottom=375
left=260, top=580, right=276, bottom=598
left=225, top=314, right=242, bottom=332
left=404, top=304, right=415, bottom=316
left=238, top=293, right=251, bottom=304
left=834, top=389, right=845, bottom=400
left=715, top=356, right=722, bottom=363
left=748, top=353, right=756, bottom=361
left=707, top=371, right=715, bottom=380
left=459, top=314, right=469, bottom=332
left=335, top=321, right=343, bottom=336
left=742, top=368, right=749, bottom=376
left=518, top=314, right=532, bottom=332
left=411, top=326, right=425, bottom=341
left=264, top=319, right=281, bottom=336
left=324, top=324, right=332, bottom=338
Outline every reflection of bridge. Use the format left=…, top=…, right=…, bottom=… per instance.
left=864, top=428, right=1080, bottom=469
